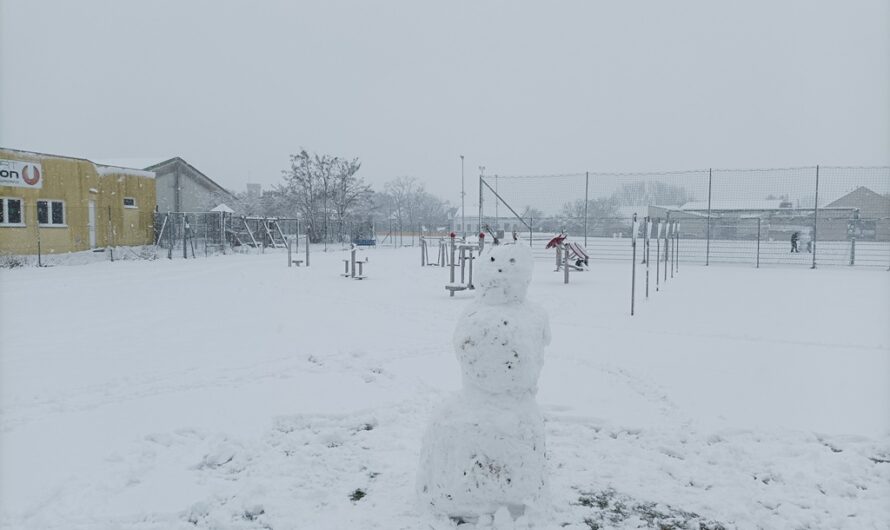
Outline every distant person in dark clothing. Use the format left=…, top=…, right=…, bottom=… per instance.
left=790, top=232, right=800, bottom=253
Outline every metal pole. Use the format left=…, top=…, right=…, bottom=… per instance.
left=306, top=224, right=310, bottom=266
left=811, top=165, right=819, bottom=269
left=849, top=237, right=856, bottom=266
left=529, top=216, right=533, bottom=247
left=564, top=244, right=569, bottom=284
left=656, top=220, right=661, bottom=292
left=495, top=174, right=499, bottom=229
left=182, top=214, right=187, bottom=259
left=467, top=247, right=475, bottom=289
left=645, top=217, right=650, bottom=298
left=478, top=166, right=485, bottom=238
left=449, top=236, right=456, bottom=285
left=664, top=213, right=670, bottom=283
left=756, top=217, right=761, bottom=268
left=675, top=222, right=679, bottom=273
left=351, top=246, right=356, bottom=278
left=631, top=213, right=637, bottom=316
left=706, top=168, right=713, bottom=266
left=584, top=171, right=590, bottom=247
left=461, top=155, right=466, bottom=239
left=671, top=222, right=677, bottom=278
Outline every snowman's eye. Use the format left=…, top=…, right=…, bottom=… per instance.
left=490, top=257, right=495, bottom=262
left=509, top=258, right=516, bottom=263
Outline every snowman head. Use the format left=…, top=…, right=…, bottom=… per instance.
left=475, top=243, right=534, bottom=304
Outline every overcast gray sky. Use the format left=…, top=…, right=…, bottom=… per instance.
left=1, top=0, right=888, bottom=203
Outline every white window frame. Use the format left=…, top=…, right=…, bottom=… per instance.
left=37, top=199, right=67, bottom=227
left=0, top=197, right=25, bottom=227
left=123, top=197, right=137, bottom=209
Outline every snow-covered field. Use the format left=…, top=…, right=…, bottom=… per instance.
left=1, top=247, right=888, bottom=529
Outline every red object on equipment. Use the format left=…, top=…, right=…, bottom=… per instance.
left=545, top=233, right=567, bottom=249
left=449, top=231, right=456, bottom=239
left=479, top=232, right=485, bottom=239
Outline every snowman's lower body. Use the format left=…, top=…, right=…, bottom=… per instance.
left=417, top=391, right=546, bottom=521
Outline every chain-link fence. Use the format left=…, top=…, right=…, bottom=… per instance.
left=152, top=212, right=310, bottom=257
left=478, top=166, right=890, bottom=268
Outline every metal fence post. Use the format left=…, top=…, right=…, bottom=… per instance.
left=584, top=171, right=589, bottom=247
left=706, top=168, right=712, bottom=266
left=655, top=219, right=661, bottom=292
left=631, top=213, right=637, bottom=316
left=811, top=165, right=819, bottom=269
left=849, top=237, right=856, bottom=266
left=664, top=213, right=670, bottom=283
left=645, top=217, right=650, bottom=299
left=756, top=217, right=761, bottom=268
left=529, top=216, right=533, bottom=247
left=673, top=222, right=678, bottom=275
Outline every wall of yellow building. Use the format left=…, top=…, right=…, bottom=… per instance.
left=0, top=149, right=157, bottom=255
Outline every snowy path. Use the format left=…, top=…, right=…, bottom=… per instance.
left=1, top=248, right=888, bottom=528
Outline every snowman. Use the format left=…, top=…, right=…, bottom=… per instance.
left=417, top=243, right=551, bottom=524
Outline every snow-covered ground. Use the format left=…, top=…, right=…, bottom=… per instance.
left=1, top=247, right=888, bottom=529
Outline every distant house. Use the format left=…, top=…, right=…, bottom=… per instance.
left=647, top=198, right=865, bottom=241
left=825, top=186, right=890, bottom=240
left=449, top=206, right=526, bottom=236
left=146, top=157, right=236, bottom=213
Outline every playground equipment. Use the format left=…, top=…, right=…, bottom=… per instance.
left=287, top=233, right=310, bottom=267
left=228, top=217, right=288, bottom=250
left=546, top=233, right=590, bottom=284
left=445, top=234, right=479, bottom=296
left=342, top=244, right=368, bottom=280
left=421, top=236, right=450, bottom=267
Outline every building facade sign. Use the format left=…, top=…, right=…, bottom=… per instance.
left=0, top=159, right=43, bottom=189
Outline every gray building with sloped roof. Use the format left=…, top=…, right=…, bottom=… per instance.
left=146, top=157, right=236, bottom=213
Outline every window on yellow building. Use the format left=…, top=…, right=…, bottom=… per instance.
left=123, top=197, right=137, bottom=208
left=0, top=197, right=24, bottom=226
left=37, top=200, right=66, bottom=226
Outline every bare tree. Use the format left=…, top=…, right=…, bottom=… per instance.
left=330, top=157, right=370, bottom=241
left=281, top=150, right=331, bottom=242
left=383, top=177, right=420, bottom=241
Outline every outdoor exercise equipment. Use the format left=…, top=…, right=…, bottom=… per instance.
left=421, top=236, right=449, bottom=267
left=546, top=233, right=590, bottom=284
left=341, top=244, right=368, bottom=280
left=445, top=234, right=478, bottom=296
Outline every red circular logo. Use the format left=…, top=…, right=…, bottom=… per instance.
left=21, top=165, right=41, bottom=186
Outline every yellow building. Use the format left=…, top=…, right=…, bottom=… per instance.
left=0, top=148, right=157, bottom=255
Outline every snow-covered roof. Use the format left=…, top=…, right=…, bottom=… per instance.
left=94, top=164, right=156, bottom=179
left=93, top=157, right=167, bottom=172
left=211, top=203, right=235, bottom=213
left=680, top=199, right=789, bottom=211
left=0, top=148, right=156, bottom=178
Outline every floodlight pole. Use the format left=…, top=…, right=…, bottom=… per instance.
left=706, top=168, right=712, bottom=266
left=478, top=166, right=485, bottom=236
left=584, top=171, right=590, bottom=247
left=811, top=165, right=819, bottom=270
left=460, top=155, right=466, bottom=239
